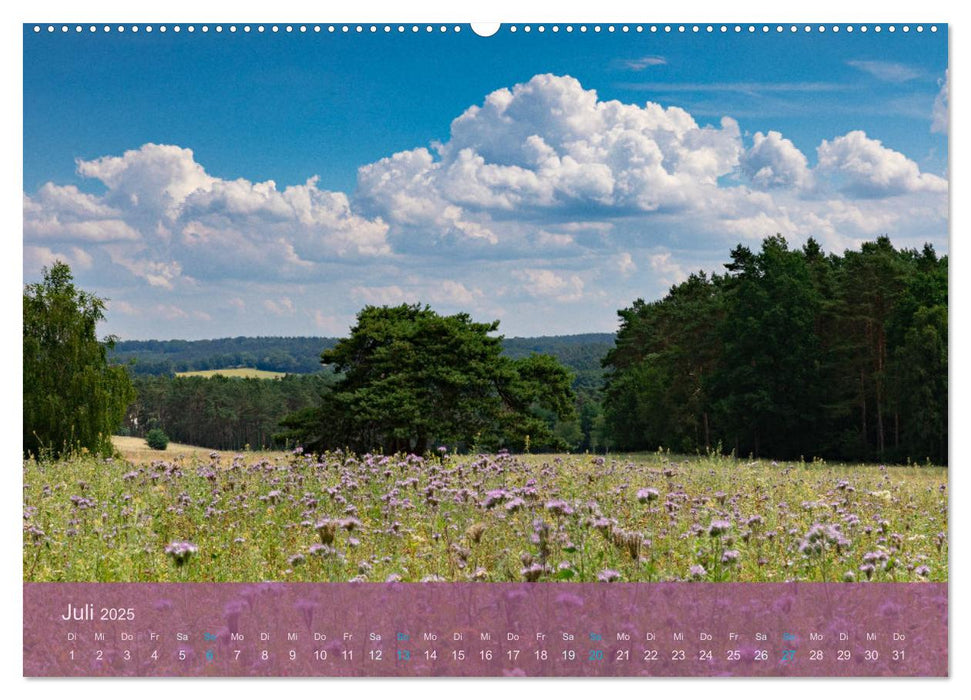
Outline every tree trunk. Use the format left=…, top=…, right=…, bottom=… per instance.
left=875, top=384, right=885, bottom=454
left=875, top=323, right=886, bottom=454
left=860, top=369, right=868, bottom=454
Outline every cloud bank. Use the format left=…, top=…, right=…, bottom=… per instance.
left=23, top=73, right=948, bottom=338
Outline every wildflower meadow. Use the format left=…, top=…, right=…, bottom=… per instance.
left=23, top=449, right=947, bottom=583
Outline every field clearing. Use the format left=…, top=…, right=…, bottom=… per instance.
left=110, top=436, right=286, bottom=465
left=175, top=367, right=286, bottom=379
left=24, top=450, right=947, bottom=583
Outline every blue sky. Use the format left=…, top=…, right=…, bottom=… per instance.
left=23, top=24, right=949, bottom=339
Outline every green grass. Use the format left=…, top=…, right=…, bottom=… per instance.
left=23, top=450, right=947, bottom=583
left=175, top=367, right=286, bottom=379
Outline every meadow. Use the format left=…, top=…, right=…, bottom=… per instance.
left=23, top=445, right=947, bottom=583
left=175, top=367, right=286, bottom=379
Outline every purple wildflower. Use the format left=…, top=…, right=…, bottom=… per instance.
left=637, top=488, right=660, bottom=503
left=505, top=497, right=526, bottom=513
left=339, top=517, right=361, bottom=532
left=164, top=541, right=198, bottom=566
left=482, top=489, right=507, bottom=509
left=545, top=500, right=574, bottom=516
left=596, top=569, right=622, bottom=582
left=592, top=517, right=613, bottom=533
left=521, top=563, right=546, bottom=582
left=863, top=550, right=889, bottom=564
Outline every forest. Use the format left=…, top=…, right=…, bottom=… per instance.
left=110, top=333, right=614, bottom=378
left=603, top=235, right=947, bottom=464
left=119, top=334, right=611, bottom=452
left=112, top=235, right=946, bottom=464
left=110, top=336, right=340, bottom=375
left=123, top=373, right=336, bottom=451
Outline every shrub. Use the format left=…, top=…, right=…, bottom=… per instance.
left=145, top=428, right=170, bottom=450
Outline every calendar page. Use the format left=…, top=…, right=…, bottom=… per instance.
left=22, top=20, right=948, bottom=678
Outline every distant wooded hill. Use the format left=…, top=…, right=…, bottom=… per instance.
left=114, top=333, right=615, bottom=452
left=110, top=333, right=616, bottom=387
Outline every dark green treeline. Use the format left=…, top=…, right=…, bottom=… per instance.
left=124, top=374, right=335, bottom=451
left=603, top=235, right=947, bottom=464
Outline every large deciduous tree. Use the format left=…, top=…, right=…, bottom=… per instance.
left=23, top=262, right=135, bottom=458
left=283, top=304, right=576, bottom=454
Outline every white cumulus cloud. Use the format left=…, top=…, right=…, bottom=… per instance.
left=648, top=253, right=688, bottom=289
left=741, top=131, right=813, bottom=190
left=357, top=73, right=744, bottom=230
left=816, top=130, right=947, bottom=198
left=515, top=268, right=585, bottom=302
left=24, top=143, right=392, bottom=288
left=22, top=73, right=949, bottom=338
left=23, top=245, right=94, bottom=275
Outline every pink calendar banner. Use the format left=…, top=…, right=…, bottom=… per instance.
left=24, top=582, right=947, bottom=677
